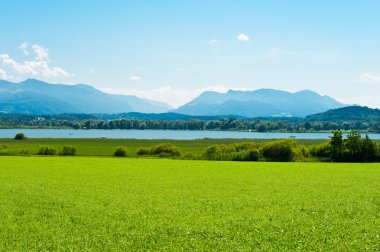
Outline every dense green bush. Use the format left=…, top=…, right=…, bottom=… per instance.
left=262, top=140, right=297, bottom=162
left=182, top=152, right=198, bottom=160
left=233, top=142, right=260, bottom=152
left=60, top=146, right=77, bottom=156
left=14, top=133, right=26, bottom=140
left=19, top=149, right=30, bottom=156
left=114, top=146, right=129, bottom=157
left=231, top=149, right=260, bottom=161
left=150, top=143, right=181, bottom=157
left=136, top=144, right=182, bottom=157
left=203, top=144, right=235, bottom=160
left=38, top=146, right=56, bottom=155
left=203, top=143, right=260, bottom=161
left=296, top=145, right=310, bottom=158
left=136, top=148, right=150, bottom=156
left=309, top=142, right=330, bottom=159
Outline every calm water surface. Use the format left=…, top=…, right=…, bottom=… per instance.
left=0, top=129, right=379, bottom=140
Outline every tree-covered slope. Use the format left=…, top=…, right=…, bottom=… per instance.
left=306, top=106, right=380, bottom=121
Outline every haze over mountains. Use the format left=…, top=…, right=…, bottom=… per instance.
left=0, top=79, right=346, bottom=117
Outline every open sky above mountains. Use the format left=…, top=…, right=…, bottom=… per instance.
left=1, top=1, right=380, bottom=108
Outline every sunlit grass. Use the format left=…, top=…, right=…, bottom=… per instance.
left=0, top=157, right=378, bottom=250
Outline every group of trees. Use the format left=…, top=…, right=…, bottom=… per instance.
left=311, top=130, right=378, bottom=162
left=329, top=131, right=377, bottom=162
left=2, top=116, right=380, bottom=132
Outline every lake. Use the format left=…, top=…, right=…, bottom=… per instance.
left=1, top=129, right=380, bottom=140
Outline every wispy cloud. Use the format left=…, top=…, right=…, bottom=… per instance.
left=0, top=43, right=72, bottom=78
left=358, top=73, right=380, bottom=84
left=130, top=76, right=142, bottom=81
left=237, top=33, right=250, bottom=42
left=100, top=85, right=247, bottom=108
left=19, top=42, right=29, bottom=56
left=0, top=68, right=11, bottom=80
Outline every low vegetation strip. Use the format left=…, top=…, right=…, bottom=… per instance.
left=1, top=131, right=379, bottom=162
left=0, top=157, right=378, bottom=250
left=0, top=137, right=326, bottom=157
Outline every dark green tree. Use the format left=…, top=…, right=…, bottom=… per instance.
left=344, top=130, right=362, bottom=162
left=329, top=130, right=343, bottom=162
left=361, top=135, right=378, bottom=162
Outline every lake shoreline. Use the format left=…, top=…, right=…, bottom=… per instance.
left=0, top=129, right=380, bottom=140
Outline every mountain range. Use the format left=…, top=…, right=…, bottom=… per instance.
left=174, top=89, right=345, bottom=117
left=0, top=79, right=346, bottom=117
left=0, top=79, right=171, bottom=114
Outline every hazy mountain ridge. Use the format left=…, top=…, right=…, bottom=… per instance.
left=0, top=79, right=348, bottom=117
left=0, top=79, right=171, bottom=114
left=174, top=89, right=345, bottom=117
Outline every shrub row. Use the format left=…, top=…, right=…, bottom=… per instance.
left=202, top=140, right=309, bottom=162
left=38, top=145, right=77, bottom=156
left=137, top=143, right=181, bottom=157
left=203, top=142, right=260, bottom=161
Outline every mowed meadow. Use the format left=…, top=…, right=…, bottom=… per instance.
left=0, top=156, right=378, bottom=250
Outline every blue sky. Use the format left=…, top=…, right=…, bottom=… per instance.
left=1, top=0, right=380, bottom=107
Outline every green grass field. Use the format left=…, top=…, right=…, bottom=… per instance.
left=0, top=138, right=327, bottom=156
left=0, top=156, right=378, bottom=250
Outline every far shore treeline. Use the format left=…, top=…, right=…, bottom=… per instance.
left=0, top=113, right=380, bottom=132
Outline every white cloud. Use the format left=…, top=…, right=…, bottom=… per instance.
left=19, top=42, right=29, bottom=56
left=208, top=39, right=218, bottom=46
left=0, top=43, right=72, bottom=78
left=0, top=54, right=37, bottom=75
left=358, top=73, right=380, bottom=84
left=0, top=68, right=11, bottom=80
left=32, top=44, right=49, bottom=61
left=100, top=85, right=247, bottom=108
left=237, top=33, right=250, bottom=42
left=130, top=76, right=142, bottom=81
